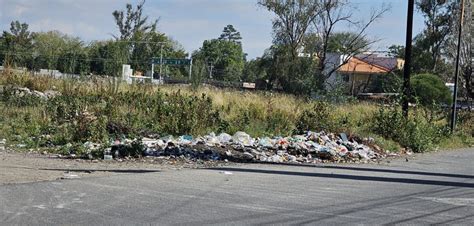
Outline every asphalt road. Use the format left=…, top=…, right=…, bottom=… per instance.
left=1, top=149, right=473, bottom=225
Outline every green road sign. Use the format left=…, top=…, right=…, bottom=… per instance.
left=151, top=58, right=191, bottom=65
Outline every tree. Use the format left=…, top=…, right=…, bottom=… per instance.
left=112, top=0, right=157, bottom=40
left=1, top=21, right=34, bottom=67
left=111, top=1, right=187, bottom=77
left=259, top=0, right=388, bottom=94
left=193, top=39, right=244, bottom=82
left=112, top=0, right=157, bottom=72
left=411, top=73, right=452, bottom=106
left=128, top=30, right=187, bottom=74
left=56, top=38, right=88, bottom=75
left=387, top=45, right=405, bottom=58
left=31, top=31, right=67, bottom=70
left=219, top=25, right=242, bottom=43
left=445, top=0, right=472, bottom=99
left=242, top=58, right=266, bottom=82
left=259, top=0, right=320, bottom=59
left=416, top=0, right=457, bottom=73
left=310, top=0, right=388, bottom=85
left=258, top=0, right=321, bottom=93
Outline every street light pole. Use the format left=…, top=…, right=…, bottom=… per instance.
left=450, top=0, right=465, bottom=132
left=402, top=0, right=415, bottom=118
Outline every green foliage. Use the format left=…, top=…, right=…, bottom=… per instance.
left=372, top=106, right=449, bottom=152
left=259, top=45, right=317, bottom=95
left=415, top=0, right=456, bottom=73
left=296, top=101, right=332, bottom=133
left=1, top=21, right=34, bottom=67
left=112, top=0, right=157, bottom=40
left=242, top=58, right=266, bottom=82
left=190, top=59, right=207, bottom=89
left=1, top=74, right=472, bottom=155
left=193, top=39, right=244, bottom=82
left=219, top=25, right=242, bottom=43
left=1, top=8, right=185, bottom=77
left=411, top=73, right=452, bottom=106
left=387, top=45, right=405, bottom=58
left=366, top=73, right=402, bottom=93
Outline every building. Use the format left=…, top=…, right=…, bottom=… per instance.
left=324, top=53, right=404, bottom=95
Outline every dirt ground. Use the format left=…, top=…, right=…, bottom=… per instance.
left=0, top=150, right=228, bottom=185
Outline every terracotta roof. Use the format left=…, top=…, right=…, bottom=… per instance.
left=338, top=57, right=391, bottom=74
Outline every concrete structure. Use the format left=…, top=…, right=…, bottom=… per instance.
left=38, top=69, right=63, bottom=78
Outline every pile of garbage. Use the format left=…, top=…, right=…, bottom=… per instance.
left=108, top=131, right=388, bottom=164
left=6, top=86, right=61, bottom=100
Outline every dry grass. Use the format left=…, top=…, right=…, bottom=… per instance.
left=0, top=72, right=472, bottom=152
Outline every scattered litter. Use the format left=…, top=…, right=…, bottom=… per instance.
left=58, top=130, right=392, bottom=164
left=103, top=148, right=113, bottom=160
left=219, top=171, right=233, bottom=175
left=61, top=173, right=80, bottom=180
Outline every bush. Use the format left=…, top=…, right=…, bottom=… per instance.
left=296, top=101, right=332, bottom=133
left=372, top=106, right=449, bottom=152
left=411, top=73, right=452, bottom=106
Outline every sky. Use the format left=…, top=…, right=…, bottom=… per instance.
left=0, top=0, right=425, bottom=59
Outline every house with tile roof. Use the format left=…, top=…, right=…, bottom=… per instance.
left=324, top=53, right=404, bottom=95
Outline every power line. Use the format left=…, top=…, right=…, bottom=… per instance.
left=0, top=51, right=152, bottom=64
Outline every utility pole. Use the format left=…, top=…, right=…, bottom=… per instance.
left=450, top=0, right=465, bottom=132
left=189, top=58, right=193, bottom=80
left=151, top=63, right=154, bottom=79
left=159, top=44, right=163, bottom=81
left=209, top=63, right=214, bottom=79
left=402, top=0, right=415, bottom=118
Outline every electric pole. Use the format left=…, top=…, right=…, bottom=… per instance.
left=159, top=44, right=163, bottom=81
left=450, top=0, right=465, bottom=132
left=402, top=0, right=414, bottom=118
left=209, top=63, right=214, bottom=79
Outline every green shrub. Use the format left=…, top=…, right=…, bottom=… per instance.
left=266, top=109, right=295, bottom=136
left=411, top=73, right=452, bottom=106
left=372, top=106, right=449, bottom=152
left=296, top=101, right=332, bottom=133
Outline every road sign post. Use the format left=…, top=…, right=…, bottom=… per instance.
left=150, top=58, right=192, bottom=82
left=151, top=58, right=191, bottom=65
